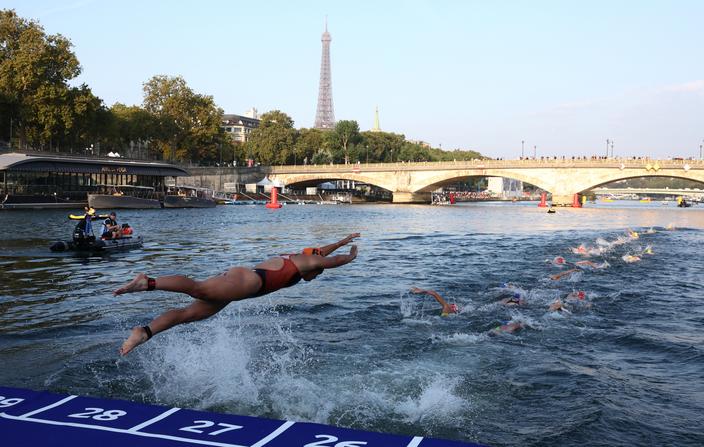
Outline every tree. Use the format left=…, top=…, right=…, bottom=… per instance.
left=332, top=120, right=360, bottom=164
left=0, top=9, right=82, bottom=149
left=360, top=131, right=405, bottom=162
left=246, top=110, right=297, bottom=165
left=142, top=75, right=226, bottom=163
left=295, top=128, right=328, bottom=165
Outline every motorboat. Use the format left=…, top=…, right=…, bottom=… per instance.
left=164, top=186, right=216, bottom=208
left=50, top=210, right=144, bottom=252
left=88, top=185, right=161, bottom=209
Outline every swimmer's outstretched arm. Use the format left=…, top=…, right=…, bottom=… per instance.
left=550, top=268, right=580, bottom=280
left=410, top=287, right=451, bottom=311
left=297, top=245, right=358, bottom=272
left=318, top=245, right=358, bottom=267
left=317, top=233, right=361, bottom=256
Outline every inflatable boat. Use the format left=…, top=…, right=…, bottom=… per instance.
left=50, top=235, right=143, bottom=253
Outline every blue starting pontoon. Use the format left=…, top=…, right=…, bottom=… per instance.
left=0, top=387, right=482, bottom=447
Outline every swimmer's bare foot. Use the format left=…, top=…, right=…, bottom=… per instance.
left=119, top=326, right=149, bottom=356
left=114, top=273, right=149, bottom=296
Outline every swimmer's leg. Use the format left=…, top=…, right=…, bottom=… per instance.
left=119, top=300, right=228, bottom=356
left=114, top=273, right=206, bottom=298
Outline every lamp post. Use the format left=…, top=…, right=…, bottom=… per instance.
left=700, top=143, right=703, bottom=160
left=8, top=117, right=12, bottom=149
left=610, top=140, right=614, bottom=158
left=606, top=139, right=610, bottom=158
left=521, top=140, right=525, bottom=158
left=365, top=145, right=369, bottom=164
left=533, top=145, right=537, bottom=159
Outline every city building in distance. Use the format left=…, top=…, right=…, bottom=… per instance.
left=222, top=109, right=260, bottom=143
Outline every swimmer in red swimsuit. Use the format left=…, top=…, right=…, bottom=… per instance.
left=114, top=233, right=360, bottom=355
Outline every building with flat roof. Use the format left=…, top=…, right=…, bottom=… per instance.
left=0, top=152, right=188, bottom=209
left=222, top=114, right=260, bottom=143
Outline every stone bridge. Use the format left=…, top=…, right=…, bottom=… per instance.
left=265, top=159, right=704, bottom=205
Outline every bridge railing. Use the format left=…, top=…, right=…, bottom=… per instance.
left=267, top=157, right=704, bottom=173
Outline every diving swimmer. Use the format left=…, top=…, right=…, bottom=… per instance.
left=409, top=287, right=459, bottom=316
left=114, top=233, right=360, bottom=355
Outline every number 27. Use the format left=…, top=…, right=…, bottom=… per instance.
left=179, top=420, right=243, bottom=436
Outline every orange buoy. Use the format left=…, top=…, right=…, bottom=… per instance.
left=266, top=187, right=282, bottom=209
left=538, top=192, right=548, bottom=207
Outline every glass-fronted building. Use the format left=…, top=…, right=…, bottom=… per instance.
left=0, top=153, right=189, bottom=209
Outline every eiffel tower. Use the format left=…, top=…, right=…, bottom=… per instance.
left=314, top=18, right=335, bottom=130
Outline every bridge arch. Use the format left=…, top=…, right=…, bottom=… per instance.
left=567, top=171, right=704, bottom=195
left=269, top=173, right=395, bottom=193
left=411, top=169, right=552, bottom=193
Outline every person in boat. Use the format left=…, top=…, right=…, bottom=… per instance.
left=101, top=212, right=121, bottom=240
left=114, top=233, right=361, bottom=355
left=409, top=287, right=459, bottom=316
left=121, top=223, right=133, bottom=236
left=73, top=207, right=99, bottom=243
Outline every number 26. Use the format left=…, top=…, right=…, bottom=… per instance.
left=304, top=434, right=368, bottom=447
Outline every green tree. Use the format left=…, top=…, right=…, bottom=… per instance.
left=360, top=131, right=405, bottom=162
left=142, top=75, right=226, bottom=163
left=332, top=120, right=361, bottom=164
left=295, top=128, right=328, bottom=164
left=246, top=110, right=297, bottom=165
left=0, top=9, right=83, bottom=149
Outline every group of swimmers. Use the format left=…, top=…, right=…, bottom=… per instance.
left=113, top=226, right=673, bottom=354
left=408, top=227, right=666, bottom=336
left=545, top=227, right=663, bottom=313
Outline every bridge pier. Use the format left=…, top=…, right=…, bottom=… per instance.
left=392, top=191, right=431, bottom=204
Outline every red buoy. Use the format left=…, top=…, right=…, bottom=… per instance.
left=449, top=192, right=456, bottom=204
left=266, top=187, right=282, bottom=209
left=538, top=192, right=548, bottom=207
left=572, top=193, right=582, bottom=208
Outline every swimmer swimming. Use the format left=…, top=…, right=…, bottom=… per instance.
left=550, top=268, right=581, bottom=280
left=501, top=292, right=525, bottom=306
left=488, top=321, right=525, bottom=336
left=114, top=233, right=360, bottom=355
left=549, top=299, right=572, bottom=314
left=575, top=260, right=610, bottom=269
left=409, top=287, right=459, bottom=316
left=622, top=254, right=641, bottom=263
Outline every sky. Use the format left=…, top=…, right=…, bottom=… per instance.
left=5, top=0, right=704, bottom=158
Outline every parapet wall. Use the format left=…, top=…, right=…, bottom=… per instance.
left=176, top=167, right=268, bottom=191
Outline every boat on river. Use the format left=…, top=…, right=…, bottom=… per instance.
left=163, top=186, right=216, bottom=208
left=50, top=235, right=143, bottom=253
left=88, top=185, right=161, bottom=209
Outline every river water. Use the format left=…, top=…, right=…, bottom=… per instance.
left=1, top=202, right=703, bottom=446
